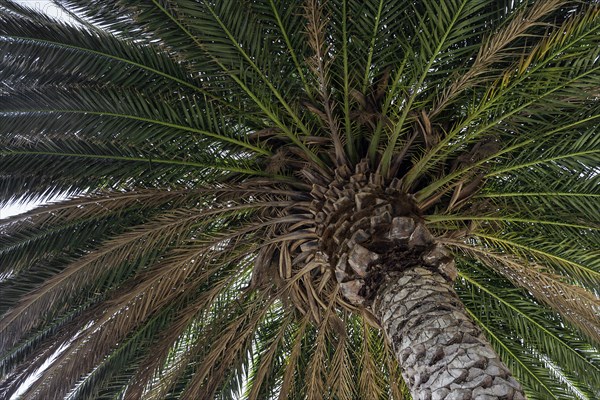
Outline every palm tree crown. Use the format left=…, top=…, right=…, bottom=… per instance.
left=0, top=0, right=599, bottom=399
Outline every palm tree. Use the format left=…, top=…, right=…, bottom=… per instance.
left=0, top=0, right=598, bottom=398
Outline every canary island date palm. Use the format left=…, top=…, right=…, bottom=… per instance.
left=0, top=0, right=599, bottom=399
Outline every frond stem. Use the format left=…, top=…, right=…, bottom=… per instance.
left=427, top=215, right=599, bottom=231
left=487, top=150, right=600, bottom=177
left=474, top=233, right=600, bottom=279
left=380, top=0, right=470, bottom=176
left=1, top=108, right=270, bottom=156
left=2, top=151, right=268, bottom=177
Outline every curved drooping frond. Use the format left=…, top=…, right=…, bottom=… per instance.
left=456, top=263, right=600, bottom=400
left=448, top=242, right=600, bottom=341
left=0, top=0, right=598, bottom=399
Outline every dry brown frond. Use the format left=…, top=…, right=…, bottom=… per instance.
left=304, top=0, right=346, bottom=166
left=23, top=261, right=223, bottom=399
left=11, top=210, right=296, bottom=399
left=326, top=311, right=355, bottom=400
left=134, top=213, right=300, bottom=399
left=0, top=184, right=297, bottom=234
left=124, top=284, right=228, bottom=400
left=0, top=188, right=301, bottom=353
left=0, top=189, right=183, bottom=234
left=126, top=238, right=265, bottom=400
left=305, top=296, right=334, bottom=400
left=358, top=322, right=384, bottom=400
left=0, top=207, right=203, bottom=353
left=247, top=314, right=294, bottom=400
left=180, top=293, right=276, bottom=400
left=385, top=341, right=408, bottom=400
left=278, top=315, right=311, bottom=400
left=0, top=321, right=81, bottom=399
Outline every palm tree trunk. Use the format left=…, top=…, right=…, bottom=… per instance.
left=325, top=179, right=528, bottom=399
left=337, top=231, right=528, bottom=399
left=372, top=265, right=526, bottom=400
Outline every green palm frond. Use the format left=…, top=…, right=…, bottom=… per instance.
left=457, top=263, right=600, bottom=399
left=449, top=241, right=600, bottom=338
left=1, top=0, right=599, bottom=398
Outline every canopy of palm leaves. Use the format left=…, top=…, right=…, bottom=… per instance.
left=0, top=0, right=599, bottom=399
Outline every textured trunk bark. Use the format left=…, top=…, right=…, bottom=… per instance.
left=311, top=163, right=527, bottom=399
left=372, top=266, right=526, bottom=400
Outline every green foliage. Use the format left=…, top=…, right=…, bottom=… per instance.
left=0, top=0, right=598, bottom=399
